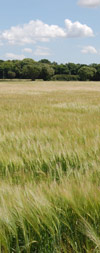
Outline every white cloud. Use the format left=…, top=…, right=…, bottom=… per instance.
left=5, top=53, right=25, bottom=60
left=65, top=19, right=94, bottom=38
left=81, top=45, right=97, bottom=54
left=0, top=19, right=94, bottom=45
left=34, top=46, right=51, bottom=56
left=78, top=0, right=100, bottom=7
left=1, top=20, right=66, bottom=45
left=23, top=48, right=32, bottom=53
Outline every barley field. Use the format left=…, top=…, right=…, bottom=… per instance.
left=0, top=80, right=100, bottom=252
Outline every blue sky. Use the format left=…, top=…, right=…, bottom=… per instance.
left=0, top=0, right=100, bottom=63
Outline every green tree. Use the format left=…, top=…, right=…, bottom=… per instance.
left=2, top=61, right=13, bottom=78
left=39, top=59, right=51, bottom=64
left=41, top=65, right=54, bottom=80
left=0, top=62, right=4, bottom=78
left=8, top=71, right=16, bottom=79
left=12, top=60, right=22, bottom=78
left=95, top=64, right=100, bottom=81
left=78, top=66, right=97, bottom=81
left=22, top=65, right=41, bottom=80
left=21, top=58, right=35, bottom=67
left=54, top=64, right=69, bottom=75
left=68, top=63, right=80, bottom=75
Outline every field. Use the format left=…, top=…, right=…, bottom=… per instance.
left=0, top=80, right=100, bottom=252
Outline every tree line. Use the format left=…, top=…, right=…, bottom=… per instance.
left=0, top=58, right=100, bottom=81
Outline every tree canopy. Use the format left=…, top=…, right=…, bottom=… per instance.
left=0, top=58, right=100, bottom=81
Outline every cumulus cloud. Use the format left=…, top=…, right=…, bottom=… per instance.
left=65, top=19, right=93, bottom=38
left=34, top=46, right=51, bottom=56
left=5, top=53, right=25, bottom=60
left=78, top=0, right=100, bottom=7
left=23, top=48, right=33, bottom=53
left=81, top=45, right=97, bottom=54
left=0, top=19, right=94, bottom=45
left=1, top=20, right=65, bottom=45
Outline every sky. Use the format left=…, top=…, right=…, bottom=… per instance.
left=0, top=0, right=100, bottom=64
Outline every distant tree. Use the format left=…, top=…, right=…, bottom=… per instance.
left=22, top=65, right=41, bottom=80
left=31, top=66, right=41, bottom=80
left=2, top=61, right=13, bottom=78
left=52, top=74, right=79, bottom=81
left=41, top=65, right=54, bottom=80
left=78, top=66, right=97, bottom=81
left=68, top=63, right=80, bottom=75
left=12, top=60, right=22, bottom=78
left=0, top=63, right=4, bottom=78
left=89, top=63, right=98, bottom=69
left=0, top=58, right=99, bottom=81
left=54, top=64, right=69, bottom=75
left=95, top=64, right=100, bottom=81
left=8, top=71, right=16, bottom=79
left=21, top=58, right=35, bottom=67
left=52, top=61, right=58, bottom=65
left=39, top=59, right=51, bottom=65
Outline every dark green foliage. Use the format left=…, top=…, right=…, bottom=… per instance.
left=22, top=65, right=41, bottom=80
left=78, top=66, right=97, bottom=81
left=54, top=64, right=69, bottom=75
left=68, top=63, right=81, bottom=75
left=0, top=58, right=100, bottom=81
left=52, top=74, right=79, bottom=81
left=40, top=65, right=54, bottom=80
left=39, top=59, right=51, bottom=65
left=95, top=64, right=100, bottom=81
left=8, top=71, right=16, bottom=79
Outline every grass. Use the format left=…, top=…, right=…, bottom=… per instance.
left=0, top=80, right=100, bottom=252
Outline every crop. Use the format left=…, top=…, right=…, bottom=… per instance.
left=0, top=80, right=100, bottom=252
